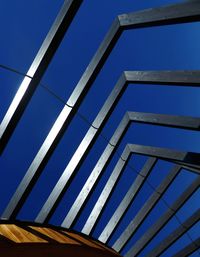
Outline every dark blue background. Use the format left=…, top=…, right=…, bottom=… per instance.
left=0, top=0, right=199, bottom=256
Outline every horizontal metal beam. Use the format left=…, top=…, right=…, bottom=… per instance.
left=0, top=0, right=83, bottom=154
left=118, top=2, right=200, bottom=29
left=125, top=70, right=200, bottom=86
left=60, top=111, right=200, bottom=229
left=2, top=4, right=200, bottom=222
left=67, top=2, right=200, bottom=109
left=94, top=70, right=200, bottom=129
left=34, top=71, right=200, bottom=225
left=178, top=165, right=200, bottom=174
left=2, top=2, right=199, bottom=217
left=99, top=164, right=181, bottom=244
left=146, top=209, right=200, bottom=257
left=123, top=177, right=200, bottom=256
left=173, top=237, right=200, bottom=257
left=128, top=144, right=200, bottom=169
left=127, top=111, right=200, bottom=130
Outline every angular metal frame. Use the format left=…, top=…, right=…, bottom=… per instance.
left=0, top=0, right=83, bottom=153
left=98, top=164, right=181, bottom=243
left=2, top=1, right=199, bottom=211
left=145, top=209, right=200, bottom=257
left=59, top=111, right=200, bottom=229
left=3, top=70, right=200, bottom=222
left=1, top=2, right=200, bottom=256
left=122, top=177, right=200, bottom=255
left=128, top=144, right=200, bottom=169
left=34, top=72, right=200, bottom=225
left=80, top=155, right=156, bottom=235
left=81, top=143, right=200, bottom=235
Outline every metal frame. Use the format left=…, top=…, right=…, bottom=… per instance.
left=173, top=237, right=200, bottom=257
left=1, top=2, right=200, bottom=256
left=3, top=70, right=200, bottom=222
left=1, top=1, right=200, bottom=213
left=98, top=164, right=181, bottom=243
left=0, top=0, right=83, bottom=153
left=58, top=111, right=200, bottom=229
left=145, top=209, right=200, bottom=257
left=34, top=72, right=200, bottom=225
left=81, top=143, right=200, bottom=235
left=128, top=144, right=200, bottom=169
left=79, top=156, right=157, bottom=235
left=122, top=177, right=200, bottom=255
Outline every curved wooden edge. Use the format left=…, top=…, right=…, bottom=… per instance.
left=0, top=221, right=121, bottom=257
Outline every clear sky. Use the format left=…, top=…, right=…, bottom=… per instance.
left=0, top=1, right=199, bottom=256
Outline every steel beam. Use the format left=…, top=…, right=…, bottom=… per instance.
left=118, top=2, right=200, bottom=29
left=1, top=1, right=199, bottom=216
left=121, top=177, right=200, bottom=255
left=82, top=142, right=197, bottom=235
left=1, top=71, right=188, bottom=224
left=145, top=209, right=200, bottom=257
left=178, top=165, right=200, bottom=174
left=1, top=1, right=200, bottom=254
left=98, top=164, right=181, bottom=244
left=128, top=144, right=200, bottom=169
left=0, top=0, right=83, bottom=153
left=59, top=111, right=200, bottom=229
left=2, top=5, right=200, bottom=220
left=173, top=237, right=200, bottom=257
left=58, top=113, right=129, bottom=228
left=80, top=154, right=156, bottom=235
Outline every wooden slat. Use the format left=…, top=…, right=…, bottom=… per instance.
left=0, top=223, right=120, bottom=257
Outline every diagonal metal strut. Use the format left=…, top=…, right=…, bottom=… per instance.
left=1, top=1, right=200, bottom=219
left=121, top=177, right=200, bottom=255
left=0, top=0, right=83, bottom=154
left=81, top=144, right=200, bottom=235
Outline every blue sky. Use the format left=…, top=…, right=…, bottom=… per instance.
left=0, top=0, right=200, bottom=256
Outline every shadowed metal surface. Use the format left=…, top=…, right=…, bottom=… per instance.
left=0, top=1, right=200, bottom=256
left=173, top=237, right=200, bottom=257
left=122, top=177, right=200, bottom=255
left=59, top=112, right=200, bottom=229
left=81, top=142, right=200, bottom=235
left=145, top=209, right=200, bottom=257
left=35, top=72, right=200, bottom=225
left=80, top=145, right=131, bottom=235
left=2, top=1, right=200, bottom=220
left=128, top=144, right=200, bottom=169
left=59, top=112, right=199, bottom=227
left=98, top=165, right=181, bottom=244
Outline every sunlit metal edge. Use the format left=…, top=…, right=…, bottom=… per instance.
left=0, top=0, right=83, bottom=153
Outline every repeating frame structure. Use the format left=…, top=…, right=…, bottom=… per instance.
left=1, top=1, right=200, bottom=256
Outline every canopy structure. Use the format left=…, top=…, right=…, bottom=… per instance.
left=0, top=1, right=200, bottom=256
